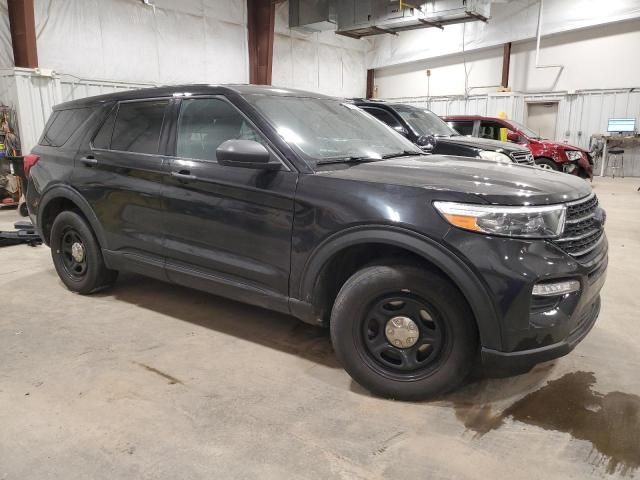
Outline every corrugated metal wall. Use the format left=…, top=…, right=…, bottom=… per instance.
left=384, top=89, right=640, bottom=176
left=2, top=68, right=154, bottom=153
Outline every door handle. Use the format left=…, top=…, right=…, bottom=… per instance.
left=171, top=170, right=198, bottom=182
left=80, top=156, right=98, bottom=166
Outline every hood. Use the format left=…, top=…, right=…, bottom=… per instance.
left=316, top=155, right=591, bottom=206
left=437, top=135, right=527, bottom=153
left=531, top=138, right=586, bottom=152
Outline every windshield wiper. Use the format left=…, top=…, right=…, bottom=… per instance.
left=316, top=150, right=424, bottom=166
left=316, top=156, right=383, bottom=166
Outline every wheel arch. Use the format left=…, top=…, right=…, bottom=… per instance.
left=38, top=185, right=107, bottom=248
left=296, top=226, right=502, bottom=351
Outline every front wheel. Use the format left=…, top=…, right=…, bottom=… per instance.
left=534, top=157, right=559, bottom=171
left=330, top=265, right=477, bottom=401
left=50, top=210, right=118, bottom=294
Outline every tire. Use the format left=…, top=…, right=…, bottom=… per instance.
left=330, top=264, right=477, bottom=401
left=50, top=210, right=118, bottom=294
left=534, top=157, right=558, bottom=171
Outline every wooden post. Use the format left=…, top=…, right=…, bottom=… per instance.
left=501, top=42, right=512, bottom=89
left=7, top=0, right=38, bottom=68
left=247, top=0, right=276, bottom=85
left=366, top=69, right=374, bottom=99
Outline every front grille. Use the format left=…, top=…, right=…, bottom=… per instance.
left=554, top=194, right=604, bottom=258
left=510, top=151, right=535, bottom=165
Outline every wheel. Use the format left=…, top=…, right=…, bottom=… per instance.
left=50, top=210, right=118, bottom=294
left=534, top=157, right=558, bottom=171
left=330, top=264, right=477, bottom=401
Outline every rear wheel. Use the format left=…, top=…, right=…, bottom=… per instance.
left=534, top=157, right=558, bottom=171
left=330, top=264, right=477, bottom=400
left=50, top=211, right=117, bottom=294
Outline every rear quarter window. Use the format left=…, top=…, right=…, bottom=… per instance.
left=39, top=107, right=93, bottom=147
left=448, top=120, right=474, bottom=136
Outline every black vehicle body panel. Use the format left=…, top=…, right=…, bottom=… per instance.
left=27, top=84, right=607, bottom=374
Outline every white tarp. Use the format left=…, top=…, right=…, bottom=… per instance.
left=272, top=1, right=367, bottom=98
left=34, top=0, right=248, bottom=84
left=367, top=0, right=640, bottom=69
left=0, top=0, right=14, bottom=68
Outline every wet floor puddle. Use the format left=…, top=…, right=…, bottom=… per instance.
left=454, top=372, right=640, bottom=476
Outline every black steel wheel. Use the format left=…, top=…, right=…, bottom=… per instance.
left=50, top=210, right=118, bottom=294
left=331, top=264, right=477, bottom=400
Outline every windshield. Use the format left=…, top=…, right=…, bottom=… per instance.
left=245, top=95, right=422, bottom=166
left=508, top=119, right=543, bottom=139
left=394, top=106, right=457, bottom=137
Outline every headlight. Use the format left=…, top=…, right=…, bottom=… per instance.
left=478, top=150, right=512, bottom=163
left=433, top=201, right=566, bottom=238
left=565, top=150, right=582, bottom=161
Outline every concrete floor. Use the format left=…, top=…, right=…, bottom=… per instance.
left=1, top=177, right=639, bottom=479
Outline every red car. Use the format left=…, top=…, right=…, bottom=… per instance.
left=444, top=115, right=593, bottom=179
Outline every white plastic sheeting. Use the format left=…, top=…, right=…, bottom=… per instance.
left=272, top=2, right=367, bottom=98
left=366, top=0, right=640, bottom=69
left=0, top=0, right=13, bottom=68
left=34, top=0, right=248, bottom=85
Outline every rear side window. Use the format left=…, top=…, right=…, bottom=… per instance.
left=110, top=100, right=169, bottom=154
left=40, top=108, right=92, bottom=147
left=448, top=120, right=474, bottom=136
left=479, top=121, right=506, bottom=141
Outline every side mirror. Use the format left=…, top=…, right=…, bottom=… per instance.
left=507, top=132, right=521, bottom=143
left=416, top=134, right=437, bottom=152
left=216, top=139, right=280, bottom=170
left=393, top=125, right=409, bottom=137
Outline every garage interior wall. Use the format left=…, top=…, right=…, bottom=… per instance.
left=33, top=0, right=248, bottom=85
left=272, top=1, right=366, bottom=98
left=0, top=0, right=13, bottom=68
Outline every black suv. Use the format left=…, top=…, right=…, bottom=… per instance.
left=27, top=85, right=607, bottom=400
left=353, top=100, right=535, bottom=166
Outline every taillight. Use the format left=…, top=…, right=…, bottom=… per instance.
left=23, top=154, right=40, bottom=177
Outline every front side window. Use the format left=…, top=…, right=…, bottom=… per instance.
left=40, top=107, right=92, bottom=147
left=479, top=121, right=505, bottom=141
left=448, top=121, right=474, bottom=136
left=245, top=95, right=420, bottom=166
left=110, top=100, right=169, bottom=154
left=394, top=106, right=456, bottom=137
left=176, top=98, right=265, bottom=161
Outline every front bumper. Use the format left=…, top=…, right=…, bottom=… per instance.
left=443, top=227, right=608, bottom=374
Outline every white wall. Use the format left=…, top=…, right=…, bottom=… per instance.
left=33, top=0, right=248, bottom=85
left=272, top=1, right=367, bottom=97
left=375, top=19, right=640, bottom=99
left=0, top=0, right=13, bottom=69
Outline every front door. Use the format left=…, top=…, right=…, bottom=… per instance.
left=162, top=96, right=297, bottom=310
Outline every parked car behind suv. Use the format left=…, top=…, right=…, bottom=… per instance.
left=445, top=115, right=593, bottom=179
left=26, top=85, right=607, bottom=400
left=353, top=100, right=535, bottom=166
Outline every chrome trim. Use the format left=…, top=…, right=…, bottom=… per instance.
left=567, top=233, right=605, bottom=257
left=556, top=229, right=601, bottom=242
left=566, top=213, right=595, bottom=224
left=565, top=192, right=595, bottom=207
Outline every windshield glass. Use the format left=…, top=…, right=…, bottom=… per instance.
left=394, top=106, right=457, bottom=137
left=245, top=95, right=421, bottom=165
left=508, top=119, right=543, bottom=139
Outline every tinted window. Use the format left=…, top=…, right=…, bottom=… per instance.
left=480, top=121, right=507, bottom=141
left=92, top=106, right=117, bottom=149
left=111, top=100, right=168, bottom=154
left=362, top=107, right=402, bottom=129
left=176, top=98, right=265, bottom=161
left=448, top=121, right=474, bottom=136
left=40, top=108, right=92, bottom=147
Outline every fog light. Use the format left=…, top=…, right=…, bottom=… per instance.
left=532, top=280, right=580, bottom=296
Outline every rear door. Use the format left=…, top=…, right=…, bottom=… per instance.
left=161, top=96, right=297, bottom=309
left=72, top=98, right=171, bottom=278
